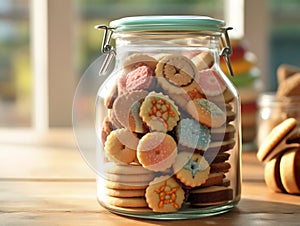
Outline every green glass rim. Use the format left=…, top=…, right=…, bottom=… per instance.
left=109, top=15, right=226, bottom=32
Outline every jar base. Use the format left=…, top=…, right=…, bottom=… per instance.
left=97, top=198, right=239, bottom=220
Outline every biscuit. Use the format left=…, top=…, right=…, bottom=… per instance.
left=257, top=118, right=297, bottom=162
left=173, top=152, right=210, bottom=188
left=104, top=195, right=148, bottom=208
left=123, top=53, right=157, bottom=72
left=103, top=180, right=148, bottom=190
left=125, top=65, right=155, bottom=92
left=105, top=84, right=118, bottom=109
left=206, top=139, right=236, bottom=153
left=102, top=162, right=152, bottom=175
left=191, top=51, right=214, bottom=71
left=210, top=162, right=231, bottom=173
left=186, top=98, right=226, bottom=128
left=196, top=69, right=226, bottom=96
left=104, top=128, right=139, bottom=164
left=210, top=124, right=236, bottom=142
left=137, top=132, right=177, bottom=172
left=104, top=187, right=146, bottom=198
left=277, top=73, right=300, bottom=97
left=101, top=116, right=114, bottom=144
left=113, top=90, right=148, bottom=133
left=264, top=154, right=286, bottom=193
left=139, top=92, right=180, bottom=132
left=176, top=118, right=211, bottom=151
left=188, top=186, right=233, bottom=206
left=277, top=64, right=300, bottom=84
left=145, top=176, right=185, bottom=212
left=279, top=148, right=300, bottom=194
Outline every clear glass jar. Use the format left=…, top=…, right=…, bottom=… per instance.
left=257, top=92, right=300, bottom=147
left=85, top=16, right=241, bottom=219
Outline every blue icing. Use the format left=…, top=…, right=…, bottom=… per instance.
left=183, top=158, right=201, bottom=177
left=177, top=118, right=211, bottom=150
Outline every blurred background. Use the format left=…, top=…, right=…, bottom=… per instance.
left=0, top=0, right=299, bottom=129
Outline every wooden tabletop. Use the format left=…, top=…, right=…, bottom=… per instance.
left=0, top=129, right=300, bottom=226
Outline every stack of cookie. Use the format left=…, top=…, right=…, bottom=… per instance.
left=257, top=118, right=300, bottom=194
left=99, top=51, right=238, bottom=213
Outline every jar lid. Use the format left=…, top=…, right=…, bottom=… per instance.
left=109, top=15, right=225, bottom=32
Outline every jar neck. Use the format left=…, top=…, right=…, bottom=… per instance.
left=113, top=31, right=221, bottom=51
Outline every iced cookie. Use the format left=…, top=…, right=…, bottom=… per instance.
left=113, top=90, right=148, bottom=133
left=137, top=132, right=177, bottom=172
left=155, top=54, right=198, bottom=94
left=173, top=152, right=210, bottom=188
left=196, top=69, right=226, bottom=96
left=176, top=118, right=211, bottom=151
left=186, top=98, right=226, bottom=128
left=139, top=92, right=180, bottom=132
left=104, top=128, right=139, bottom=164
left=145, top=176, right=185, bottom=212
left=125, top=65, right=155, bottom=92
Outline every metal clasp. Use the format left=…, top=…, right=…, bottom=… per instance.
left=220, top=27, right=234, bottom=77
left=94, top=25, right=116, bottom=76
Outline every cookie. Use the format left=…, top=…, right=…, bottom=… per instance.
left=155, top=54, right=198, bottom=94
left=210, top=162, right=231, bottom=173
left=104, top=128, right=139, bottom=164
left=104, top=187, right=146, bottom=198
left=137, top=132, right=177, bottom=172
left=191, top=51, right=214, bottom=71
left=277, top=64, right=300, bottom=84
left=279, top=148, right=300, bottom=194
left=210, top=124, right=236, bottom=141
left=104, top=195, right=148, bottom=208
left=101, top=116, right=114, bottom=144
left=186, top=98, right=226, bottom=128
left=188, top=186, right=233, bottom=206
left=145, top=176, right=185, bottom=212
left=257, top=118, right=297, bottom=162
left=123, top=53, right=157, bottom=72
left=139, top=92, right=180, bottom=132
left=277, top=73, right=300, bottom=97
left=264, top=154, right=286, bottom=193
left=173, top=152, right=210, bottom=188
left=176, top=118, right=211, bottom=151
left=196, top=69, right=226, bottom=96
left=125, top=65, right=155, bottom=92
left=103, top=180, right=148, bottom=190
left=104, top=172, right=154, bottom=184
left=200, top=173, right=225, bottom=188
left=102, top=162, right=152, bottom=175
left=105, top=84, right=118, bottom=109
left=113, top=90, right=148, bottom=133
left=206, top=139, right=236, bottom=153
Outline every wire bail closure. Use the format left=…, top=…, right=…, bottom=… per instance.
left=220, top=27, right=234, bottom=77
left=94, top=25, right=116, bottom=76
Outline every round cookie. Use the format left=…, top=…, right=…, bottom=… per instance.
left=125, top=65, right=155, bottom=92
left=264, top=155, right=286, bottom=193
left=186, top=98, right=226, bottom=128
left=123, top=53, right=157, bottom=72
left=155, top=54, right=198, bottom=94
left=104, top=187, right=146, bottom=198
left=257, top=118, right=297, bottom=162
left=196, top=69, right=226, bottom=96
left=188, top=186, right=233, bottom=206
left=139, top=92, right=180, bottom=132
left=104, top=128, right=139, bottom=164
left=280, top=148, right=300, bottom=194
left=210, top=124, right=236, bottom=142
left=173, top=152, right=210, bottom=188
left=145, top=176, right=185, bottom=212
left=113, top=90, right=148, bottom=133
left=102, top=162, right=152, bottom=175
left=277, top=73, right=300, bottom=97
left=191, top=51, right=214, bottom=71
left=103, top=196, right=148, bottom=208
left=176, top=118, right=211, bottom=151
left=137, top=132, right=177, bottom=172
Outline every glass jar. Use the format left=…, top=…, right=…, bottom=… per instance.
left=257, top=92, right=300, bottom=147
left=75, top=16, right=241, bottom=220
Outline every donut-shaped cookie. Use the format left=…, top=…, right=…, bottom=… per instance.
left=137, top=132, right=177, bottom=172
left=104, top=128, right=139, bottom=164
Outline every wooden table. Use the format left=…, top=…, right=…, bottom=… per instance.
left=1, top=129, right=300, bottom=226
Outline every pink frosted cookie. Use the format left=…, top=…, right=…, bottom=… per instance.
left=196, top=69, right=226, bottom=96
left=125, top=65, right=154, bottom=92
left=137, top=132, right=177, bottom=172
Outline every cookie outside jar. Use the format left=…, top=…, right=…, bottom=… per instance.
left=94, top=16, right=242, bottom=219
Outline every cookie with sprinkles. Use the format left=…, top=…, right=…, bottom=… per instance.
left=145, top=176, right=185, bottom=212
left=176, top=118, right=211, bottom=151
left=139, top=91, right=180, bottom=132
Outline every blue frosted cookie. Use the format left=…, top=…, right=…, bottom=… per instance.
left=176, top=118, right=211, bottom=151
